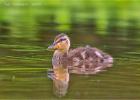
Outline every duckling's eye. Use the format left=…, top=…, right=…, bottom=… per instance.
left=56, top=38, right=66, bottom=44
left=60, top=38, right=66, bottom=42
left=57, top=38, right=66, bottom=41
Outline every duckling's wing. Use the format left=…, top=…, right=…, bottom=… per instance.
left=67, top=46, right=113, bottom=75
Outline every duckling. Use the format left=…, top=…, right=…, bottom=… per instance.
left=48, top=33, right=113, bottom=75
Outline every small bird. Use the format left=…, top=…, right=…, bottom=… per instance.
left=47, top=33, right=113, bottom=75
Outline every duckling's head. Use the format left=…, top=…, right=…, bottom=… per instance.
left=47, top=33, right=70, bottom=52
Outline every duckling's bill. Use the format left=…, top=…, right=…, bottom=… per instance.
left=47, top=44, right=55, bottom=51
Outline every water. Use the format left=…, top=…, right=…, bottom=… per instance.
left=0, top=32, right=140, bottom=99
left=0, top=0, right=140, bottom=99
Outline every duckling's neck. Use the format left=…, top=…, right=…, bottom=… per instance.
left=55, top=49, right=68, bottom=55
left=54, top=50, right=68, bottom=59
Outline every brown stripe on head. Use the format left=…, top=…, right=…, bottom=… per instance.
left=55, top=33, right=67, bottom=41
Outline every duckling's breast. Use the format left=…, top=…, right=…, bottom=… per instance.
left=52, top=50, right=68, bottom=68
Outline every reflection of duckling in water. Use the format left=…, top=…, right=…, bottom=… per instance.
left=48, top=67, right=69, bottom=97
left=48, top=33, right=113, bottom=75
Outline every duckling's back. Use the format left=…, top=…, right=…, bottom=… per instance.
left=67, top=46, right=113, bottom=74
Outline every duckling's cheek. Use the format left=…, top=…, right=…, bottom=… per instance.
left=59, top=45, right=64, bottom=49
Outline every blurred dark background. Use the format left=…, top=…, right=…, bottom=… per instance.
left=0, top=0, right=140, bottom=39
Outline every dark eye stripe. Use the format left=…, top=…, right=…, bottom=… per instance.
left=60, top=38, right=67, bottom=41
left=55, top=38, right=67, bottom=44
